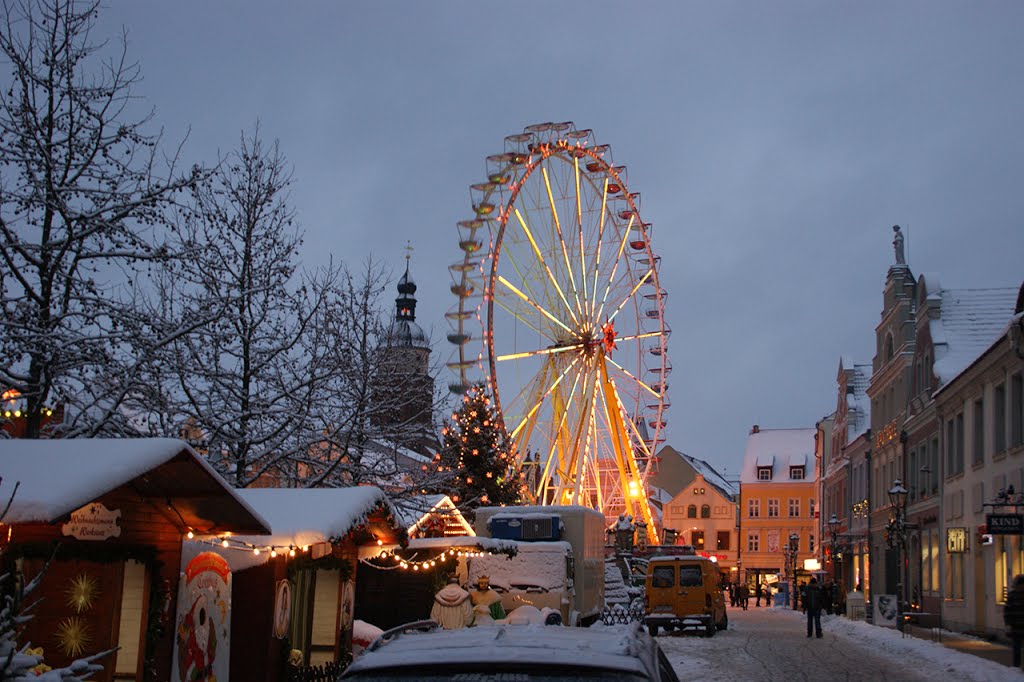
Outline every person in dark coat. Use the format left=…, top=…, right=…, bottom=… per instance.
left=755, top=582, right=763, bottom=607
left=737, top=583, right=749, bottom=610
left=804, top=577, right=826, bottom=638
left=1004, top=574, right=1024, bottom=668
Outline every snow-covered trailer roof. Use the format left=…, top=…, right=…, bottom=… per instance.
left=0, top=438, right=270, bottom=535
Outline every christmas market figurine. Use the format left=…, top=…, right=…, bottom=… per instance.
left=430, top=577, right=474, bottom=630
left=470, top=575, right=506, bottom=623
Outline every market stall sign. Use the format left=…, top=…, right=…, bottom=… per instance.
left=61, top=502, right=122, bottom=541
left=986, top=513, right=1024, bottom=535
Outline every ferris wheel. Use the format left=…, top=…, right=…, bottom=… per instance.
left=446, top=122, right=670, bottom=542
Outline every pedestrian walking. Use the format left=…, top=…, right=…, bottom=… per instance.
left=1004, top=574, right=1024, bottom=668
left=737, top=583, right=749, bottom=610
left=755, top=582, right=763, bottom=607
left=804, top=577, right=825, bottom=638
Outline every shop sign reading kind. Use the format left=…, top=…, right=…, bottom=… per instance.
left=987, top=513, right=1024, bottom=535
left=61, top=502, right=122, bottom=541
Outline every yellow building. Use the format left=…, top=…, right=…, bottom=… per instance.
left=652, top=447, right=738, bottom=578
left=738, top=426, right=818, bottom=600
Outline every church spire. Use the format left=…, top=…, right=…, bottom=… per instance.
left=396, top=241, right=417, bottom=321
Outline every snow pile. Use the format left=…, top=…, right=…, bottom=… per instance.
left=605, top=557, right=631, bottom=605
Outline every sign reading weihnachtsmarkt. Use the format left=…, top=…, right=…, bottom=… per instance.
left=61, top=502, right=121, bottom=540
left=986, top=513, right=1024, bottom=535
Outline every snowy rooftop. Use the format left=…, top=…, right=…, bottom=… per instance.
left=224, top=486, right=400, bottom=549
left=0, top=438, right=269, bottom=534
left=680, top=453, right=738, bottom=499
left=740, top=428, right=817, bottom=484
left=930, top=286, right=1019, bottom=384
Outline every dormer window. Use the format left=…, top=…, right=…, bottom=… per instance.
left=757, top=467, right=772, bottom=481
left=789, top=453, right=807, bottom=481
left=756, top=453, right=774, bottom=481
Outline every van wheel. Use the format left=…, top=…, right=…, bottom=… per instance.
left=648, top=624, right=659, bottom=637
left=704, top=622, right=716, bottom=638
left=717, top=614, right=728, bottom=631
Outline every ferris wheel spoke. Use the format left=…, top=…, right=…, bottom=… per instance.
left=604, top=354, right=662, bottom=399
left=606, top=269, right=654, bottom=324
left=513, top=208, right=581, bottom=328
left=589, top=177, right=610, bottom=322
left=595, top=215, right=636, bottom=322
left=611, top=331, right=662, bottom=345
left=497, top=342, right=585, bottom=362
left=574, top=158, right=589, bottom=315
left=542, top=166, right=585, bottom=320
left=497, top=275, right=574, bottom=337
left=507, top=354, right=583, bottom=442
left=493, top=291, right=556, bottom=343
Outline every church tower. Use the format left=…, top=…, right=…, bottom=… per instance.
left=373, top=248, right=436, bottom=448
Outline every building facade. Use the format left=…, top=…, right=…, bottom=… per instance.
left=823, top=358, right=871, bottom=596
left=655, top=449, right=738, bottom=578
left=739, top=426, right=818, bottom=595
left=933, top=284, right=1023, bottom=635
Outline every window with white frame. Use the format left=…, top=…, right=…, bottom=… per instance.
left=748, top=498, right=760, bottom=518
left=768, top=498, right=779, bottom=517
left=788, top=498, right=800, bottom=517
left=747, top=532, right=760, bottom=552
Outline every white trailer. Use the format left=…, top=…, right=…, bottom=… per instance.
left=471, top=505, right=606, bottom=625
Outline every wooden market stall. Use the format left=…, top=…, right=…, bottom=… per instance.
left=0, top=438, right=271, bottom=682
left=188, top=486, right=405, bottom=682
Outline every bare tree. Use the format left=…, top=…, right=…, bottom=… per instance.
left=150, top=126, right=338, bottom=487
left=0, top=0, right=199, bottom=438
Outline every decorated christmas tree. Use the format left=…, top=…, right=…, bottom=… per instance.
left=434, top=385, right=521, bottom=516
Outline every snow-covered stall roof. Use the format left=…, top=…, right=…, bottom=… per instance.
left=0, top=438, right=270, bottom=534
left=228, top=486, right=400, bottom=549
left=188, top=486, right=402, bottom=572
left=740, top=428, right=816, bottom=484
left=930, top=287, right=1018, bottom=384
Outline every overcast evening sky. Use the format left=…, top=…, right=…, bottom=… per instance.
left=96, top=1, right=1024, bottom=480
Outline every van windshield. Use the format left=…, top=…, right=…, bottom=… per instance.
left=679, top=566, right=702, bottom=587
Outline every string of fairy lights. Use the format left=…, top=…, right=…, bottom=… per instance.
left=187, top=530, right=502, bottom=571
left=359, top=547, right=496, bottom=572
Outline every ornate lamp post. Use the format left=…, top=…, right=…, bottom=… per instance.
left=828, top=513, right=841, bottom=593
left=887, top=479, right=908, bottom=631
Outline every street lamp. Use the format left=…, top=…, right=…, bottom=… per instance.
left=828, top=513, right=841, bottom=592
left=887, top=479, right=908, bottom=631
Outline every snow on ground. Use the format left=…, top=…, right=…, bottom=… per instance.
left=657, top=605, right=1023, bottom=682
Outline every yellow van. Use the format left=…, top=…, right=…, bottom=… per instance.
left=643, top=552, right=727, bottom=637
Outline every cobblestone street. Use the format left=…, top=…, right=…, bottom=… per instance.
left=656, top=605, right=1022, bottom=682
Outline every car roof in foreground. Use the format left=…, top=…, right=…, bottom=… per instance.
left=343, top=623, right=651, bottom=677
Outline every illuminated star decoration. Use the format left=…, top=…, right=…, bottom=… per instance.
left=56, top=617, right=92, bottom=657
left=65, top=573, right=98, bottom=613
